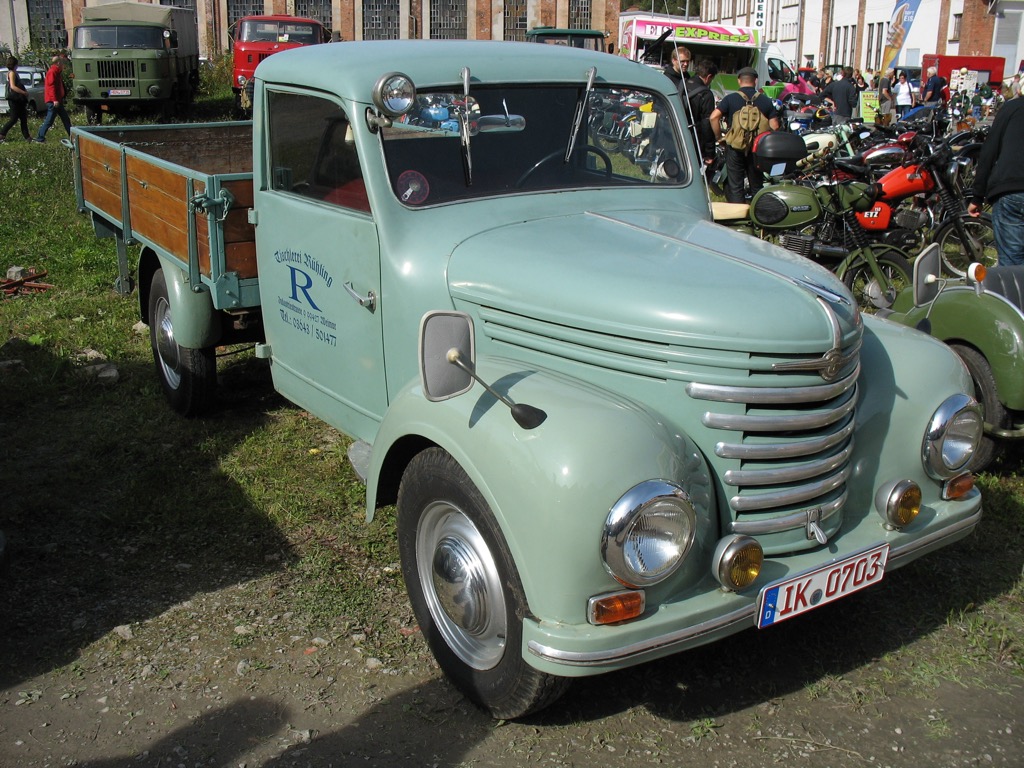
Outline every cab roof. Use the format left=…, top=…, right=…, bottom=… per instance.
left=255, top=40, right=672, bottom=100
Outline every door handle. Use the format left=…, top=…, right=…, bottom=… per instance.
left=343, top=281, right=376, bottom=312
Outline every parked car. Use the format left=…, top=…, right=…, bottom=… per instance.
left=0, top=65, right=46, bottom=116
left=884, top=245, right=1024, bottom=470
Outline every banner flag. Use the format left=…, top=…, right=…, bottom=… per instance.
left=879, top=0, right=923, bottom=75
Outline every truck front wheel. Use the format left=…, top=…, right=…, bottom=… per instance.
left=397, top=447, right=570, bottom=719
left=148, top=269, right=217, bottom=416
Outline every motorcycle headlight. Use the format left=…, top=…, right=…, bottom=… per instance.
left=922, top=393, right=983, bottom=480
left=602, top=481, right=697, bottom=588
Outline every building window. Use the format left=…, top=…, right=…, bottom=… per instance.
left=430, top=0, right=467, bottom=39
left=228, top=0, right=265, bottom=32
left=295, top=0, right=333, bottom=27
left=569, top=0, right=591, bottom=30
left=27, top=0, right=66, bottom=50
left=950, top=14, right=961, bottom=42
left=503, top=0, right=528, bottom=41
left=363, top=0, right=401, bottom=39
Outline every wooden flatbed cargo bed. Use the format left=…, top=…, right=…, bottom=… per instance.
left=70, top=122, right=260, bottom=310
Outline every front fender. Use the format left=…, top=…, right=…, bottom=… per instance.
left=895, top=287, right=1024, bottom=412
left=141, top=251, right=222, bottom=349
left=366, top=357, right=717, bottom=625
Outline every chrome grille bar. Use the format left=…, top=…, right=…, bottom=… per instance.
left=730, top=464, right=852, bottom=512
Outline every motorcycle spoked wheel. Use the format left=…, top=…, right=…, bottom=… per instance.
left=839, top=247, right=913, bottom=312
left=934, top=214, right=998, bottom=278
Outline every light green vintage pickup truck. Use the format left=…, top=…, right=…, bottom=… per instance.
left=71, top=40, right=984, bottom=719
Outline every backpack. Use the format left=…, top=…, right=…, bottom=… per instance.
left=724, top=92, right=770, bottom=151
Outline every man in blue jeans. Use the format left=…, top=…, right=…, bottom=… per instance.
left=968, top=94, right=1024, bottom=265
left=33, top=54, right=72, bottom=143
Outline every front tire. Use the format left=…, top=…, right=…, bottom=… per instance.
left=949, top=344, right=1006, bottom=472
left=935, top=215, right=998, bottom=277
left=397, top=448, right=570, bottom=719
left=841, top=250, right=912, bottom=312
left=148, top=269, right=217, bottom=416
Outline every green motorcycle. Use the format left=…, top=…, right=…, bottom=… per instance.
left=713, top=132, right=913, bottom=312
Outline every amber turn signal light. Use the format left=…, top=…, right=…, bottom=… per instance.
left=943, top=472, right=975, bottom=500
left=588, top=590, right=645, bottom=625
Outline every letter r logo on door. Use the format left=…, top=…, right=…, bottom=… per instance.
left=288, top=265, right=322, bottom=311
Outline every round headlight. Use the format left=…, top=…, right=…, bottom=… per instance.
left=373, top=72, right=416, bottom=117
left=602, top=481, right=697, bottom=588
left=923, top=394, right=983, bottom=479
left=236, top=75, right=247, bottom=86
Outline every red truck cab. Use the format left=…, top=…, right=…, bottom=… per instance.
left=231, top=14, right=329, bottom=116
left=921, top=54, right=1006, bottom=88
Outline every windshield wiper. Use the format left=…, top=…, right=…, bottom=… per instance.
left=565, top=66, right=596, bottom=163
left=459, top=66, right=472, bottom=186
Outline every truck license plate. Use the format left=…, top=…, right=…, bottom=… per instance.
left=109, top=89, right=131, bottom=96
left=757, top=544, right=889, bottom=628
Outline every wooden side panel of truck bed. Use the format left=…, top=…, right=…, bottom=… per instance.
left=76, top=124, right=257, bottom=281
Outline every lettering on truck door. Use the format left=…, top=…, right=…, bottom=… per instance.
left=256, top=89, right=386, bottom=441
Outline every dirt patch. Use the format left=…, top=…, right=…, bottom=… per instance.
left=2, top=540, right=1021, bottom=767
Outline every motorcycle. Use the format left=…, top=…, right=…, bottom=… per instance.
left=884, top=245, right=1024, bottom=470
left=712, top=132, right=913, bottom=312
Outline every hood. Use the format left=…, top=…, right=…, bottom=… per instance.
left=447, top=209, right=860, bottom=354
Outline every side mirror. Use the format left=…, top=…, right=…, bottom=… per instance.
left=913, top=243, right=942, bottom=308
left=418, top=310, right=547, bottom=428
left=420, top=311, right=475, bottom=401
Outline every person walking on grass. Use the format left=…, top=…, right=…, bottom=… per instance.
left=0, top=55, right=32, bottom=142
left=33, top=54, right=71, bottom=144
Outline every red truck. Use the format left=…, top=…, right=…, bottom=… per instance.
left=231, top=14, right=330, bottom=117
left=921, top=54, right=1005, bottom=87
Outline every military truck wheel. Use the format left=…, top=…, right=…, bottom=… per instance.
left=148, top=269, right=217, bottom=416
left=85, top=105, right=102, bottom=125
left=949, top=344, right=1006, bottom=472
left=397, top=447, right=570, bottom=719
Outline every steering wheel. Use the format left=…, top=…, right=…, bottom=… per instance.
left=515, top=144, right=613, bottom=188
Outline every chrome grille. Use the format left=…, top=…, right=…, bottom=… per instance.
left=476, top=304, right=861, bottom=554
left=98, top=60, right=135, bottom=90
left=688, top=359, right=859, bottom=552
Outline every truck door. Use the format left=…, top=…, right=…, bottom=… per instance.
left=255, top=88, right=386, bottom=442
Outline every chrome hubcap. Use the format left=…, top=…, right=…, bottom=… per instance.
left=417, top=501, right=506, bottom=670
left=153, top=296, right=181, bottom=389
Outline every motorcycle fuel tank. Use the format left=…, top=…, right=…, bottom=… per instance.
left=750, top=182, right=822, bottom=229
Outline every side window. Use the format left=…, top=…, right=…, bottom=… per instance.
left=267, top=90, right=370, bottom=213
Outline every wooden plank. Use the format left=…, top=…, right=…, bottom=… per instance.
left=225, top=242, right=258, bottom=278
left=124, top=155, right=190, bottom=260
left=79, top=136, right=123, bottom=222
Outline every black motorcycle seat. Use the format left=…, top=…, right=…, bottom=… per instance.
left=833, top=157, right=868, bottom=176
left=983, top=266, right=1024, bottom=312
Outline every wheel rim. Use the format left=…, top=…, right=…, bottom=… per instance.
left=153, top=295, right=182, bottom=390
left=416, top=501, right=507, bottom=670
left=940, top=220, right=998, bottom=277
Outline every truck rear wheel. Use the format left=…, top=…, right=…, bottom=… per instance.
left=397, top=447, right=570, bottom=719
left=148, top=269, right=217, bottom=416
left=949, top=344, right=1005, bottom=472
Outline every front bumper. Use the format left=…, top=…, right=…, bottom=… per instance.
left=523, top=493, right=981, bottom=676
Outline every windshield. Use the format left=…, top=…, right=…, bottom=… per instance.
left=75, top=25, right=166, bottom=49
left=238, top=20, right=320, bottom=45
left=381, top=84, right=686, bottom=206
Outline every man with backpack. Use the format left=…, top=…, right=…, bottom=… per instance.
left=709, top=67, right=780, bottom=203
left=684, top=59, right=718, bottom=173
